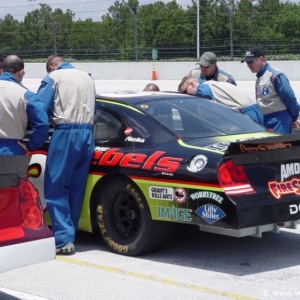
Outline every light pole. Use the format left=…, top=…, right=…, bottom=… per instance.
left=221, top=0, right=234, bottom=60
left=39, top=3, right=57, bottom=55
left=121, top=0, right=138, bottom=62
left=197, top=0, right=200, bottom=59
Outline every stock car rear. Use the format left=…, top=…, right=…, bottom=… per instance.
left=26, top=92, right=300, bottom=256
left=0, top=156, right=55, bottom=273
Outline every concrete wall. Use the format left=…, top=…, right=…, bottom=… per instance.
left=25, top=61, right=300, bottom=81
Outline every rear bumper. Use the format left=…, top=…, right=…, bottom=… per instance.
left=199, top=219, right=300, bottom=238
left=0, top=236, right=55, bottom=273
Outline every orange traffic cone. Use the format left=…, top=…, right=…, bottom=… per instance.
left=151, top=66, right=158, bottom=80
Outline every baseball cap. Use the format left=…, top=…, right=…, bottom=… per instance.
left=197, top=52, right=217, bottom=67
left=241, top=47, right=264, bottom=63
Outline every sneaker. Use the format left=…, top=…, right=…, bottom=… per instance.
left=56, top=243, right=75, bottom=255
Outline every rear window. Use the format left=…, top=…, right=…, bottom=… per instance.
left=136, top=97, right=266, bottom=138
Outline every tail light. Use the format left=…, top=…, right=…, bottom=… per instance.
left=19, top=177, right=43, bottom=230
left=218, top=159, right=255, bottom=196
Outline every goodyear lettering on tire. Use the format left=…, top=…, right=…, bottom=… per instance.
left=97, top=205, right=129, bottom=254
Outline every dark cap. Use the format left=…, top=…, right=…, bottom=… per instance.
left=197, top=52, right=217, bottom=67
left=241, top=48, right=264, bottom=63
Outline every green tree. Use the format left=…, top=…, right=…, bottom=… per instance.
left=0, top=15, right=22, bottom=54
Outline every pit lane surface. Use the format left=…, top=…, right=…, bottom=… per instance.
left=1, top=225, right=300, bottom=300
left=1, top=79, right=300, bottom=300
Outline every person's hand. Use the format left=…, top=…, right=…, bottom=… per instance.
left=292, top=121, right=300, bottom=129
left=17, top=141, right=31, bottom=155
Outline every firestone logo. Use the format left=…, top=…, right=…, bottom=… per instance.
left=268, top=179, right=300, bottom=199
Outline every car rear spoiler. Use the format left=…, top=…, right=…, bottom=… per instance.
left=223, top=134, right=300, bottom=165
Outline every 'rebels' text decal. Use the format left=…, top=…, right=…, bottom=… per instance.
left=92, top=147, right=183, bottom=173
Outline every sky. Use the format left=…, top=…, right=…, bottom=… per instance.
left=1, top=0, right=299, bottom=22
left=0, top=0, right=191, bottom=22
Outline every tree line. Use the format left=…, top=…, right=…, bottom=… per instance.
left=0, top=0, right=300, bottom=61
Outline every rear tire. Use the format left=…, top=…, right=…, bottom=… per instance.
left=96, top=176, right=175, bottom=256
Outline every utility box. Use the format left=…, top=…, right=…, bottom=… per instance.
left=152, top=49, right=157, bottom=60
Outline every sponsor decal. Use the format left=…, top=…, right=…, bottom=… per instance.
left=27, top=152, right=48, bottom=210
left=125, top=136, right=145, bottom=143
left=187, top=155, right=208, bottom=173
left=206, top=142, right=230, bottom=152
left=240, top=143, right=291, bottom=153
left=124, top=127, right=133, bottom=136
left=289, top=204, right=300, bottom=215
left=281, top=162, right=300, bottom=181
left=261, top=87, right=269, bottom=96
left=95, top=146, right=111, bottom=152
left=149, top=186, right=174, bottom=201
left=196, top=204, right=226, bottom=224
left=268, top=179, right=300, bottom=199
left=174, top=188, right=186, bottom=203
left=91, top=148, right=183, bottom=172
left=161, top=172, right=174, bottom=176
left=190, top=191, right=224, bottom=204
left=157, top=205, right=192, bottom=222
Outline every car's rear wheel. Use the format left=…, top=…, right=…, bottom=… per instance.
left=96, top=176, right=175, bottom=256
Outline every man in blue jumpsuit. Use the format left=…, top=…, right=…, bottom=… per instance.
left=0, top=55, right=49, bottom=155
left=36, top=55, right=95, bottom=254
left=189, top=52, right=237, bottom=86
left=178, top=76, right=264, bottom=125
left=241, top=47, right=299, bottom=134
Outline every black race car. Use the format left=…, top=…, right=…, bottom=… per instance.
left=27, top=91, right=300, bottom=256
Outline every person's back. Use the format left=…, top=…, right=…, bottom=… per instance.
left=203, top=81, right=255, bottom=110
left=0, top=77, right=28, bottom=140
left=178, top=76, right=263, bottom=125
left=46, top=67, right=95, bottom=125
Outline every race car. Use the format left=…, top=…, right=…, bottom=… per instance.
left=26, top=91, right=300, bottom=256
left=0, top=156, right=55, bottom=273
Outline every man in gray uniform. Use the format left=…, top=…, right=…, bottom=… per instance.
left=241, top=47, right=299, bottom=134
left=0, top=55, right=49, bottom=155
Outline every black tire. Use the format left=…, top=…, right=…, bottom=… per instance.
left=96, top=176, right=175, bottom=256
